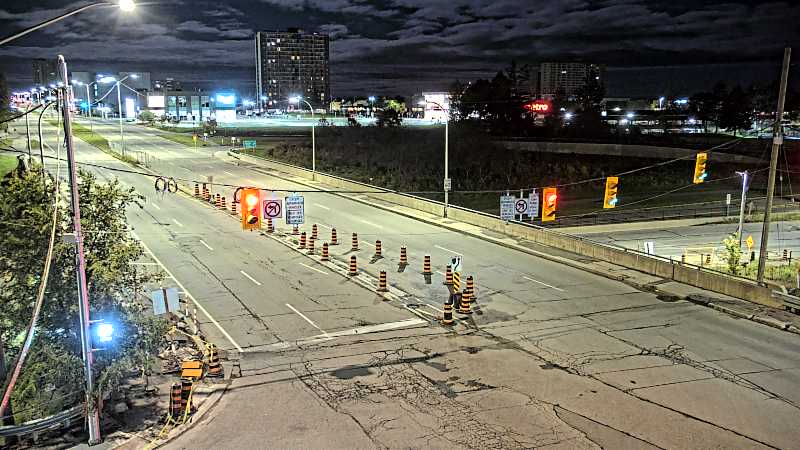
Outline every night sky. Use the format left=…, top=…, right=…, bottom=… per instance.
left=0, top=1, right=798, bottom=98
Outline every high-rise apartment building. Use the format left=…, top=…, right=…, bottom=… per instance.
left=32, top=58, right=59, bottom=86
left=255, top=28, right=330, bottom=108
left=538, top=62, right=605, bottom=98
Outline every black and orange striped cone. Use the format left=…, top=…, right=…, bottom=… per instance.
left=399, top=246, right=408, bottom=266
left=423, top=255, right=432, bottom=275
left=331, top=228, right=338, bottom=245
left=783, top=249, right=788, bottom=260
left=266, top=217, right=274, bottom=233
left=221, top=196, right=227, bottom=210
left=299, top=232, right=307, bottom=249
left=169, top=382, right=183, bottom=418
left=444, top=265, right=453, bottom=285
left=351, top=233, right=359, bottom=251
left=349, top=255, right=358, bottom=276
left=375, top=240, right=382, bottom=258
left=312, top=224, right=318, bottom=240
left=308, top=237, right=316, bottom=255
left=194, top=183, right=199, bottom=197
left=377, top=270, right=388, bottom=292
left=442, top=294, right=455, bottom=325
left=466, top=275, right=475, bottom=301
left=321, top=242, right=330, bottom=261
left=207, top=344, right=222, bottom=377
left=214, top=193, right=221, bottom=207
left=181, top=378, right=193, bottom=415
left=292, top=225, right=299, bottom=235
left=458, top=289, right=472, bottom=314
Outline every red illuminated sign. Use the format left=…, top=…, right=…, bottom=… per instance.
left=524, top=100, right=551, bottom=114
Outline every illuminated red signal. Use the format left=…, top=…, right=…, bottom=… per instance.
left=542, top=187, right=557, bottom=222
left=241, top=188, right=261, bottom=230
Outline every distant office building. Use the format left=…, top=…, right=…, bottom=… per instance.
left=32, top=58, right=59, bottom=86
left=153, top=78, right=182, bottom=92
left=539, top=62, right=605, bottom=98
left=255, top=28, right=330, bottom=108
left=146, top=90, right=237, bottom=122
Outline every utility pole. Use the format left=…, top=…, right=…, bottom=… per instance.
left=757, top=47, right=791, bottom=283
left=58, top=55, right=102, bottom=445
left=24, top=104, right=32, bottom=157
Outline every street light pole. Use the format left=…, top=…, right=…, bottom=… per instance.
left=736, top=170, right=749, bottom=248
left=57, top=55, right=102, bottom=445
left=423, top=100, right=449, bottom=218
left=757, top=47, right=791, bottom=283
left=116, top=80, right=125, bottom=157
left=24, top=104, right=32, bottom=157
left=291, top=97, right=316, bottom=180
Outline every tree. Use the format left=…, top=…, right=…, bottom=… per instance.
left=0, top=169, right=166, bottom=423
left=722, top=233, right=742, bottom=275
left=375, top=107, right=403, bottom=127
left=0, top=73, right=10, bottom=134
left=138, top=110, right=156, bottom=125
left=719, top=85, right=754, bottom=136
left=202, top=118, right=218, bottom=136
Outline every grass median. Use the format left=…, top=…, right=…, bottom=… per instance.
left=49, top=120, right=138, bottom=165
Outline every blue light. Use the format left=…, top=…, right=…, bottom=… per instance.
left=215, top=93, right=236, bottom=106
left=80, top=101, right=89, bottom=109
left=96, top=323, right=114, bottom=343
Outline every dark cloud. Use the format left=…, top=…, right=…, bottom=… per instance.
left=0, top=0, right=798, bottom=97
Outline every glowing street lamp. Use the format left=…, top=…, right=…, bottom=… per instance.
left=100, top=73, right=137, bottom=155
left=289, top=96, right=317, bottom=180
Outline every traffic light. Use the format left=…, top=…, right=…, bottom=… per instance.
left=603, top=176, right=619, bottom=209
left=542, top=187, right=557, bottom=222
left=241, top=188, right=261, bottom=230
left=693, top=152, right=708, bottom=184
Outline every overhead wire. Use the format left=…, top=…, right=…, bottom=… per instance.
left=0, top=102, right=45, bottom=125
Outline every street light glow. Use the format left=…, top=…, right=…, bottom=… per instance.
left=99, top=76, right=116, bottom=83
left=96, top=323, right=114, bottom=343
left=368, top=96, right=376, bottom=102
left=119, top=0, right=136, bottom=12
left=626, top=112, right=635, bottom=119
left=288, top=96, right=300, bottom=104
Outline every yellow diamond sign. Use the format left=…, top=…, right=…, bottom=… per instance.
left=746, top=235, right=754, bottom=250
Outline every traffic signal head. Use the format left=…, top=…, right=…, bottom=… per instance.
left=241, top=188, right=261, bottom=230
left=693, top=152, right=708, bottom=184
left=542, top=187, right=557, bottom=222
left=603, top=176, right=619, bottom=209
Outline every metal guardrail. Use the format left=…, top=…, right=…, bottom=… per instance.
left=0, top=405, right=82, bottom=439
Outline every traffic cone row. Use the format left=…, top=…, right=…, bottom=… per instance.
left=266, top=217, right=274, bottom=233
left=442, top=295, right=455, bottom=325
left=312, top=224, right=318, bottom=240
left=321, top=242, right=330, bottom=261
left=308, top=237, right=316, bottom=255
left=458, top=288, right=472, bottom=314
left=207, top=344, right=222, bottom=377
left=230, top=200, right=237, bottom=215
left=445, top=265, right=453, bottom=285
left=181, top=379, right=193, bottom=415
left=299, top=232, right=307, bottom=249
left=221, top=196, right=227, bottom=210
left=194, top=183, right=200, bottom=197
left=331, top=228, right=338, bottom=245
left=292, top=226, right=299, bottom=235
left=399, top=246, right=408, bottom=266
left=466, top=275, right=475, bottom=301
left=375, top=240, right=382, bottom=258
left=170, top=382, right=183, bottom=418
left=351, top=233, right=359, bottom=251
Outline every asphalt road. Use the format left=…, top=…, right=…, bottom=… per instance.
left=14, top=117, right=800, bottom=448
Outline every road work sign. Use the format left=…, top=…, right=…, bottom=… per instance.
left=152, top=287, right=179, bottom=316
left=746, top=235, right=754, bottom=250
left=244, top=140, right=257, bottom=149
left=500, top=195, right=515, bottom=221
left=263, top=198, right=283, bottom=219
left=285, top=194, right=305, bottom=225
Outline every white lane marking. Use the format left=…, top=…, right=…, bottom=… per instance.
left=285, top=303, right=329, bottom=337
left=199, top=239, right=214, bottom=251
left=299, top=262, right=328, bottom=275
left=206, top=165, right=214, bottom=169
left=313, top=203, right=331, bottom=210
left=358, top=219, right=384, bottom=229
left=315, top=223, right=332, bottom=230
left=435, top=270, right=444, bottom=275
left=151, top=203, right=161, bottom=210
left=263, top=318, right=427, bottom=350
left=240, top=270, right=262, bottom=286
left=360, top=240, right=375, bottom=247
left=523, top=275, right=565, bottom=292
left=172, top=218, right=184, bottom=227
left=246, top=178, right=260, bottom=185
left=435, top=244, right=461, bottom=255
left=131, top=230, right=243, bottom=352
left=223, top=171, right=234, bottom=176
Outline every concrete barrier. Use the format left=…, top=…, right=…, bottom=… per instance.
left=233, top=151, right=781, bottom=308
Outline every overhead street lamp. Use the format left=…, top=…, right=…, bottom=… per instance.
left=100, top=74, right=137, bottom=156
left=0, top=1, right=136, bottom=46
left=420, top=99, right=451, bottom=218
left=289, top=96, right=317, bottom=180
left=72, top=79, right=101, bottom=132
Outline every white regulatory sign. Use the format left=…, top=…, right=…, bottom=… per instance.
left=500, top=195, right=515, bottom=221
left=514, top=198, right=529, bottom=215
left=726, top=193, right=732, bottom=205
left=152, top=287, right=179, bottom=316
left=264, top=198, right=283, bottom=219
left=285, top=195, right=305, bottom=225
left=444, top=178, right=452, bottom=192
left=451, top=255, right=462, bottom=273
left=528, top=191, right=539, bottom=216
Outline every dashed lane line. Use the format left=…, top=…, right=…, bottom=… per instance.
left=313, top=203, right=331, bottom=210
left=434, top=244, right=462, bottom=255
left=299, top=262, right=328, bottom=275
left=131, top=230, right=243, bottom=352
left=199, top=239, right=214, bottom=251
left=286, top=303, right=330, bottom=337
left=523, top=275, right=565, bottom=292
left=240, top=270, right=262, bottom=286
left=172, top=218, right=184, bottom=227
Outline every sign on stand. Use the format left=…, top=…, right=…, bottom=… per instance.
left=263, top=197, right=283, bottom=218
left=444, top=178, right=452, bottom=192
left=285, top=194, right=305, bottom=225
left=244, top=140, right=257, bottom=149
left=152, top=287, right=179, bottom=316
left=643, top=241, right=655, bottom=255
left=528, top=190, right=539, bottom=219
left=500, top=195, right=515, bottom=221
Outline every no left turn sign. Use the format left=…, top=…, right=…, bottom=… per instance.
left=263, top=199, right=283, bottom=218
left=515, top=199, right=528, bottom=214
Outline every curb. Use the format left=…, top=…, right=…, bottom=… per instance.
left=684, top=294, right=798, bottom=335
left=230, top=152, right=627, bottom=284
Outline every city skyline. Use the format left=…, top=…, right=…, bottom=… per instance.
left=0, top=1, right=798, bottom=97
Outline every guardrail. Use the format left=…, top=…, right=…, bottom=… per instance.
left=0, top=405, right=82, bottom=440
left=232, top=151, right=784, bottom=309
